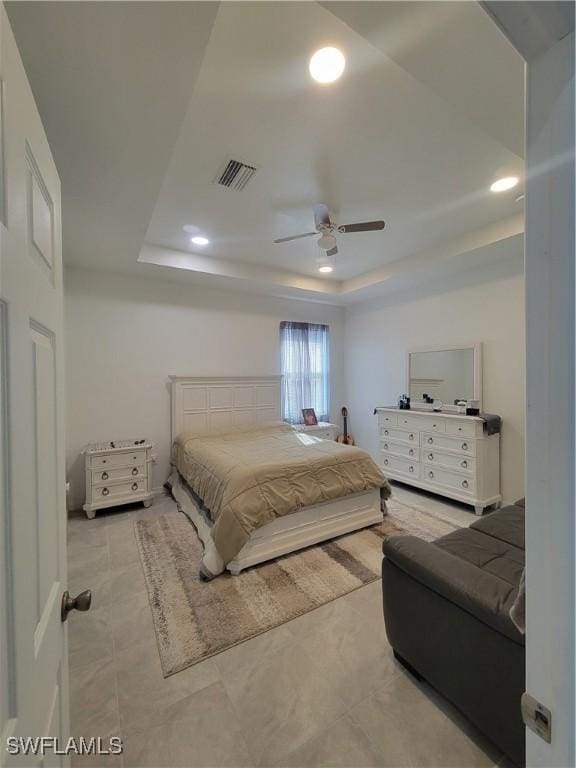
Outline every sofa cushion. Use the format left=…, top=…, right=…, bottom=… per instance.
left=470, top=503, right=525, bottom=550
left=434, top=527, right=524, bottom=587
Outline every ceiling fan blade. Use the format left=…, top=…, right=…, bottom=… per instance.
left=326, top=245, right=338, bottom=257
left=313, top=203, right=331, bottom=231
left=273, top=232, right=317, bottom=244
left=339, top=220, right=385, bottom=233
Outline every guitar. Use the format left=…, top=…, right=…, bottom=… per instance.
left=337, top=406, right=355, bottom=445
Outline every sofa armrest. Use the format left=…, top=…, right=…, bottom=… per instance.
left=383, top=535, right=524, bottom=644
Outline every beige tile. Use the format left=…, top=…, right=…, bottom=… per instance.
left=68, top=545, right=111, bottom=583
left=116, top=637, right=220, bottom=731
left=69, top=566, right=112, bottom=612
left=68, top=606, right=114, bottom=671
left=108, top=591, right=154, bottom=654
left=222, top=638, right=348, bottom=765
left=106, top=560, right=146, bottom=605
left=349, top=670, right=498, bottom=768
left=284, top=595, right=364, bottom=642
left=301, top=618, right=396, bottom=709
left=274, top=714, right=393, bottom=768
left=213, top=623, right=293, bottom=679
left=122, top=682, right=252, bottom=768
left=107, top=522, right=140, bottom=567
left=70, top=733, right=122, bottom=768
left=70, top=656, right=119, bottom=738
left=68, top=523, right=109, bottom=552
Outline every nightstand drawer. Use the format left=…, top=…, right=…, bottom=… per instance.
left=93, top=479, right=146, bottom=501
left=92, top=464, right=145, bottom=485
left=90, top=449, right=147, bottom=469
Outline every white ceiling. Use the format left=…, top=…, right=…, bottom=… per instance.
left=7, top=1, right=525, bottom=304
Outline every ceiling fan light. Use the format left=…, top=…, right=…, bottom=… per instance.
left=318, top=233, right=336, bottom=250
left=490, top=176, right=519, bottom=193
left=309, top=47, right=346, bottom=84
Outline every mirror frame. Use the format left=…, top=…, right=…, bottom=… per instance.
left=406, top=343, right=483, bottom=410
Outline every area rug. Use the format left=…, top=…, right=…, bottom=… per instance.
left=135, top=499, right=459, bottom=677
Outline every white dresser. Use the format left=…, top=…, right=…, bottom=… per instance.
left=375, top=408, right=501, bottom=515
left=292, top=422, right=338, bottom=440
left=83, top=439, right=154, bottom=519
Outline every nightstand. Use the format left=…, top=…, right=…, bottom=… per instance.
left=83, top=439, right=153, bottom=519
left=293, top=422, right=339, bottom=440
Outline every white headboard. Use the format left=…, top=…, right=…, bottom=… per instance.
left=170, top=376, right=282, bottom=440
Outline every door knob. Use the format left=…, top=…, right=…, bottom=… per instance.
left=61, top=589, right=92, bottom=622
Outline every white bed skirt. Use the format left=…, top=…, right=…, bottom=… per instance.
left=167, top=469, right=384, bottom=576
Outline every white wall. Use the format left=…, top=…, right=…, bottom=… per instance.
left=64, top=267, right=345, bottom=510
left=344, top=253, right=525, bottom=505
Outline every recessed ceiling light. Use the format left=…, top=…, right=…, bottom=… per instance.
left=309, top=47, right=345, bottom=84
left=318, top=265, right=333, bottom=273
left=191, top=236, right=209, bottom=246
left=490, top=176, right=519, bottom=193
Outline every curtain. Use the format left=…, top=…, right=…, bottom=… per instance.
left=280, top=321, right=330, bottom=424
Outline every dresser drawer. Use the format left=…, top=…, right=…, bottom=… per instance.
left=381, top=439, right=419, bottom=460
left=396, top=414, right=446, bottom=433
left=422, top=432, right=476, bottom=456
left=381, top=454, right=419, bottom=478
left=378, top=413, right=398, bottom=427
left=380, top=426, right=419, bottom=444
left=423, top=450, right=476, bottom=474
left=446, top=420, right=478, bottom=438
left=423, top=466, right=476, bottom=496
left=93, top=479, right=146, bottom=501
left=92, top=464, right=145, bottom=486
left=89, top=449, right=147, bottom=469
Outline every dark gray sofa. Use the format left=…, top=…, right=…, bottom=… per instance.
left=382, top=501, right=525, bottom=766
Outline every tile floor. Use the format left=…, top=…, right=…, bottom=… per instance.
left=67, top=486, right=511, bottom=768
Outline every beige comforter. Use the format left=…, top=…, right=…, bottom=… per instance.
left=173, top=423, right=391, bottom=564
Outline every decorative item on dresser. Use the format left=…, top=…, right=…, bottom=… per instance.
left=374, top=408, right=501, bottom=515
left=83, top=439, right=154, bottom=519
left=292, top=421, right=338, bottom=440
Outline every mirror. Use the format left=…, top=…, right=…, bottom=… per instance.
left=408, top=345, right=482, bottom=406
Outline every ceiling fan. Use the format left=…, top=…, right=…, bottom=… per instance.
left=273, top=203, right=385, bottom=257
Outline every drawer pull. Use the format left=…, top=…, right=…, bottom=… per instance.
left=132, top=467, right=138, bottom=476
left=131, top=482, right=139, bottom=491
left=427, top=437, right=434, bottom=445
left=383, top=458, right=389, bottom=466
left=432, top=423, right=437, bottom=428
left=458, top=427, right=463, bottom=432
left=461, top=460, right=468, bottom=469
left=384, top=429, right=389, bottom=436
left=383, top=443, right=389, bottom=450
left=409, top=465, right=415, bottom=473
left=409, top=433, right=415, bottom=441
left=101, top=471, right=109, bottom=481
left=102, top=487, right=109, bottom=496
left=409, top=449, right=415, bottom=456
left=462, top=480, right=469, bottom=489
left=102, top=459, right=107, bottom=464
left=428, top=471, right=434, bottom=479
left=461, top=442, right=468, bottom=451
left=428, top=453, right=434, bottom=460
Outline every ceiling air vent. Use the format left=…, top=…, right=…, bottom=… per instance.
left=214, top=158, right=257, bottom=191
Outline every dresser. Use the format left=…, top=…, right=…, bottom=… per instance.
left=374, top=408, right=501, bottom=515
left=83, top=439, right=154, bottom=519
left=292, top=422, right=338, bottom=440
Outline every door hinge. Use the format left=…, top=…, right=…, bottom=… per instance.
left=521, top=692, right=552, bottom=743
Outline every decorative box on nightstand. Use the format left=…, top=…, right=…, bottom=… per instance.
left=292, top=422, right=338, bottom=441
left=83, top=439, right=154, bottom=519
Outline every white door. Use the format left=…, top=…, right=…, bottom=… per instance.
left=0, top=6, right=72, bottom=765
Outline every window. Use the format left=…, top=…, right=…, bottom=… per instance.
left=280, top=321, right=330, bottom=424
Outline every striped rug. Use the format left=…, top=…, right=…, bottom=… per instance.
left=135, top=499, right=459, bottom=677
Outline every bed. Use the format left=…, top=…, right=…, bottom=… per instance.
left=168, top=376, right=391, bottom=577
